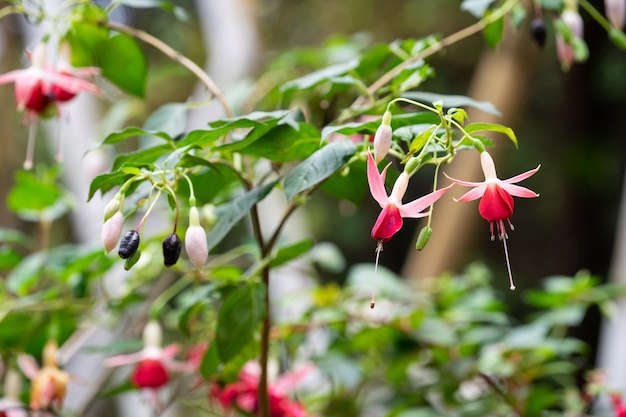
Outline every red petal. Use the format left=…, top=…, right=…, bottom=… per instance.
left=131, top=359, right=169, bottom=389
left=371, top=204, right=403, bottom=241
left=478, top=183, right=514, bottom=222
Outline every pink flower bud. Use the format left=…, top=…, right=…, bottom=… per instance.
left=605, top=0, right=626, bottom=29
left=556, top=10, right=584, bottom=70
left=101, top=211, right=124, bottom=254
left=373, top=111, right=392, bottom=163
left=185, top=222, right=208, bottom=269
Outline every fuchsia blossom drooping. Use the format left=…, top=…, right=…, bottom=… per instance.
left=367, top=152, right=452, bottom=242
left=445, top=151, right=540, bottom=290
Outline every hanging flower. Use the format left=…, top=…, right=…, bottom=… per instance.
left=17, top=340, right=70, bottom=411
left=605, top=0, right=626, bottom=29
left=444, top=151, right=539, bottom=289
left=367, top=152, right=451, bottom=242
left=556, top=10, right=584, bottom=70
left=210, top=361, right=315, bottom=417
left=373, top=111, right=392, bottom=163
left=185, top=206, right=208, bottom=269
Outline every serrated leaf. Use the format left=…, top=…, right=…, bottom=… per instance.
left=207, top=182, right=278, bottom=252
left=271, top=239, right=314, bottom=267
left=216, top=283, right=266, bottom=362
left=403, top=92, right=501, bottom=116
left=284, top=141, right=356, bottom=201
left=464, top=122, right=517, bottom=147
left=98, top=33, right=148, bottom=97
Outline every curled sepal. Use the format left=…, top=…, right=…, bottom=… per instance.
left=124, top=249, right=141, bottom=271
left=415, top=226, right=433, bottom=251
left=118, top=230, right=140, bottom=259
left=162, top=233, right=182, bottom=267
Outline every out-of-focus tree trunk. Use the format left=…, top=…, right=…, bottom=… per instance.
left=401, top=26, right=534, bottom=280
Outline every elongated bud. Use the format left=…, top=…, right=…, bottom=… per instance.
left=118, top=230, right=140, bottom=259
left=143, top=320, right=163, bottom=348
left=530, top=18, right=547, bottom=48
left=373, top=111, right=392, bottom=163
left=404, top=156, right=420, bottom=175
left=162, top=233, right=182, bottom=267
left=103, top=195, right=122, bottom=221
left=605, top=0, right=626, bottom=29
left=185, top=225, right=208, bottom=269
left=415, top=226, right=433, bottom=250
left=124, top=249, right=141, bottom=270
left=102, top=211, right=124, bottom=254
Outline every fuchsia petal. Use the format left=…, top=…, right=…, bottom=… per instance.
left=499, top=182, right=539, bottom=198
left=274, top=363, right=315, bottom=394
left=160, top=344, right=180, bottom=359
left=131, top=358, right=169, bottom=389
left=104, top=351, right=147, bottom=367
left=455, top=185, right=487, bottom=202
left=478, top=184, right=514, bottom=222
left=367, top=152, right=391, bottom=208
left=17, top=354, right=40, bottom=380
left=501, top=165, right=540, bottom=184
left=398, top=183, right=453, bottom=218
left=371, top=204, right=403, bottom=241
left=0, top=69, right=27, bottom=85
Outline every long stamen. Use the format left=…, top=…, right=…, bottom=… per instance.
left=55, top=118, right=64, bottom=163
left=501, top=236, right=516, bottom=290
left=371, top=240, right=383, bottom=309
left=24, top=121, right=38, bottom=170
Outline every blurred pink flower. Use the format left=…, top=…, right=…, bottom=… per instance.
left=555, top=10, right=584, bottom=70
left=605, top=0, right=626, bottom=29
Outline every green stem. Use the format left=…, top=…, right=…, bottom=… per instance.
left=579, top=0, right=613, bottom=32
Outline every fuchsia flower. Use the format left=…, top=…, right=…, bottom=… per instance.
left=367, top=152, right=452, bottom=242
left=605, top=0, right=626, bottom=29
left=210, top=361, right=315, bottom=417
left=445, top=151, right=540, bottom=289
left=105, top=321, right=187, bottom=389
left=556, top=10, right=584, bottom=70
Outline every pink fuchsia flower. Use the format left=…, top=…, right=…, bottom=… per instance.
left=0, top=369, right=32, bottom=417
left=17, top=340, right=70, bottom=411
left=210, top=361, right=315, bottom=417
left=444, top=151, right=539, bottom=289
left=367, top=152, right=452, bottom=242
left=605, top=0, right=626, bottom=29
left=105, top=321, right=187, bottom=390
left=556, top=10, right=584, bottom=70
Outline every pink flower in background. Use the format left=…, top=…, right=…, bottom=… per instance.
left=445, top=151, right=539, bottom=289
left=556, top=10, right=584, bottom=70
left=367, top=152, right=451, bottom=242
left=605, top=0, right=626, bottom=29
left=210, top=361, right=315, bottom=417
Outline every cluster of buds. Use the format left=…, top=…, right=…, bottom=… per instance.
left=210, top=361, right=315, bottom=417
left=101, top=192, right=208, bottom=271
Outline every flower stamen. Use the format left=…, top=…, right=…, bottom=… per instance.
left=371, top=240, right=383, bottom=309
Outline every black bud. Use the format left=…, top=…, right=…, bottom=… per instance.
left=530, top=18, right=547, bottom=48
left=162, top=233, right=182, bottom=267
left=118, top=230, right=140, bottom=259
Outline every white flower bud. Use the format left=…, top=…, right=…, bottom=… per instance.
left=101, top=211, right=124, bottom=254
left=143, top=320, right=163, bottom=349
left=185, top=225, right=208, bottom=269
left=605, top=0, right=626, bottom=29
left=373, top=111, right=392, bottom=163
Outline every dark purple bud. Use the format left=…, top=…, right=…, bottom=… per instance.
left=162, top=233, right=182, bottom=267
left=118, top=230, right=140, bottom=259
left=530, top=18, right=547, bottom=48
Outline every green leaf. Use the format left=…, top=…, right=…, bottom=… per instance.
left=483, top=14, right=504, bottom=49
left=88, top=170, right=135, bottom=201
left=112, top=144, right=174, bottom=171
left=464, top=122, right=517, bottom=147
left=207, top=182, right=278, bottom=252
left=64, top=5, right=109, bottom=67
left=271, top=239, right=314, bottom=267
left=403, top=92, right=501, bottom=116
left=199, top=341, right=220, bottom=380
left=143, top=103, right=188, bottom=139
left=6, top=251, right=47, bottom=296
left=216, top=283, right=266, bottom=362
left=320, top=158, right=367, bottom=205
left=238, top=123, right=321, bottom=162
left=102, top=127, right=172, bottom=145
left=7, top=171, right=61, bottom=212
left=284, top=140, right=357, bottom=201
left=97, top=33, right=148, bottom=97
left=114, top=0, right=189, bottom=20
left=280, top=59, right=359, bottom=101
left=321, top=111, right=440, bottom=139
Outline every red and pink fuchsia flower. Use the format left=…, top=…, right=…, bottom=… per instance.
left=445, top=151, right=540, bottom=289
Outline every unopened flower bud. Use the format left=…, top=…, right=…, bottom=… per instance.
left=162, top=233, right=182, bottom=267
left=185, top=225, right=208, bottom=269
left=143, top=320, right=163, bottom=348
left=102, top=211, right=124, bottom=254
left=605, top=0, right=626, bottom=29
left=103, top=195, right=122, bottom=221
left=118, top=230, right=140, bottom=259
left=415, top=226, right=433, bottom=250
left=373, top=111, right=392, bottom=163
left=556, top=10, right=584, bottom=70
left=530, top=18, right=547, bottom=48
